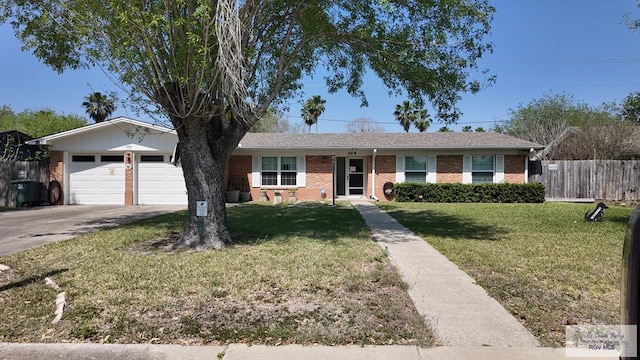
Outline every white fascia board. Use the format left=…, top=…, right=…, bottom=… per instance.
left=26, top=117, right=175, bottom=145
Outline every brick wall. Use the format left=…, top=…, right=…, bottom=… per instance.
left=227, top=153, right=528, bottom=202
left=437, top=155, right=463, bottom=183
left=124, top=151, right=133, bottom=205
left=373, top=155, right=396, bottom=200
left=48, top=151, right=64, bottom=204
left=301, top=155, right=333, bottom=200
left=504, top=155, right=525, bottom=183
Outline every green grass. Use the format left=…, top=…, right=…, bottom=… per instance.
left=377, top=202, right=633, bottom=347
left=0, top=202, right=432, bottom=346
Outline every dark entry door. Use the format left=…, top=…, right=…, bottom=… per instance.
left=347, top=158, right=364, bottom=195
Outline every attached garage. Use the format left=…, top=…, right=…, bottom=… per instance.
left=136, top=154, right=188, bottom=205
left=32, top=117, right=189, bottom=206
left=68, top=154, right=125, bottom=205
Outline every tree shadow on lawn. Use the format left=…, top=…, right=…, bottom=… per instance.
left=383, top=208, right=509, bottom=241
left=0, top=268, right=68, bottom=292
left=228, top=203, right=368, bottom=245
left=125, top=203, right=369, bottom=247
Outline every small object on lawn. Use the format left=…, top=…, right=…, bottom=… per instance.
left=0, top=264, right=10, bottom=272
left=52, top=292, right=66, bottom=324
left=44, top=277, right=61, bottom=291
left=584, top=202, right=609, bottom=222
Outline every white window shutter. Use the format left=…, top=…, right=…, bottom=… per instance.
left=252, top=156, right=261, bottom=187
left=297, top=156, right=306, bottom=187
left=495, top=155, right=505, bottom=183
left=396, top=155, right=405, bottom=183
left=427, top=155, right=437, bottom=183
left=462, top=155, right=472, bottom=184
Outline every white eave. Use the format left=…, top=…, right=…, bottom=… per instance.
left=26, top=117, right=176, bottom=145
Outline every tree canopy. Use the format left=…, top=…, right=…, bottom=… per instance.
left=620, top=91, right=640, bottom=124
left=249, top=108, right=304, bottom=133
left=495, top=93, right=619, bottom=146
left=345, top=117, right=385, bottom=133
left=2, top=0, right=496, bottom=248
left=494, top=93, right=634, bottom=160
left=0, top=105, right=87, bottom=138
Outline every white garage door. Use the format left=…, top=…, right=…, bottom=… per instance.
left=137, top=154, right=188, bottom=205
left=68, top=154, right=125, bottom=205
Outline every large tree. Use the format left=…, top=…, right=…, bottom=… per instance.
left=496, top=93, right=619, bottom=147
left=82, top=92, right=117, bottom=123
left=2, top=0, right=495, bottom=249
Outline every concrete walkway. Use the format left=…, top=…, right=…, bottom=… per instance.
left=350, top=199, right=540, bottom=347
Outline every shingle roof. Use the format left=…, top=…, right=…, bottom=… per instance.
left=239, top=132, right=544, bottom=150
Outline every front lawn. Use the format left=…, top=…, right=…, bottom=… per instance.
left=377, top=202, right=633, bottom=347
left=0, top=203, right=432, bottom=346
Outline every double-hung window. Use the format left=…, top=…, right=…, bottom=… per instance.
left=261, top=156, right=297, bottom=187
left=404, top=156, right=427, bottom=183
left=471, top=155, right=494, bottom=184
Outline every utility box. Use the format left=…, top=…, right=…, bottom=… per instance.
left=11, top=180, right=44, bottom=207
left=621, top=204, right=640, bottom=358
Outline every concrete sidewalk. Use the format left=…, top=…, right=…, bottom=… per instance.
left=0, top=342, right=592, bottom=360
left=350, top=199, right=539, bottom=347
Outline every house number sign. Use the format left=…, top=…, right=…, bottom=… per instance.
left=348, top=151, right=357, bottom=155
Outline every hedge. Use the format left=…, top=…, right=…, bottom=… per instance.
left=392, top=182, right=546, bottom=203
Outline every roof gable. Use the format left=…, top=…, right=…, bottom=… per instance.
left=28, top=117, right=178, bottom=152
left=28, top=117, right=175, bottom=145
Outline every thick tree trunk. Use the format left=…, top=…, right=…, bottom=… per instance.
left=173, top=115, right=245, bottom=250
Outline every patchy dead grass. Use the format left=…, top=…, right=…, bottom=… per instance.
left=0, top=202, right=433, bottom=346
left=378, top=202, right=633, bottom=347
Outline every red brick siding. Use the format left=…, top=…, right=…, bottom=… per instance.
left=124, top=151, right=133, bottom=205
left=49, top=151, right=64, bottom=204
left=504, top=155, right=525, bottom=183
left=373, top=155, right=396, bottom=201
left=301, top=156, right=333, bottom=200
left=437, top=155, right=463, bottom=183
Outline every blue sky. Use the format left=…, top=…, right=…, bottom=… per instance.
left=2, top=0, right=640, bottom=133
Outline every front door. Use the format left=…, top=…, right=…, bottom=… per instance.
left=347, top=158, right=365, bottom=196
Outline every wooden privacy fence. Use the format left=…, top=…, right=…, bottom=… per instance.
left=530, top=160, right=640, bottom=202
left=0, top=160, right=49, bottom=207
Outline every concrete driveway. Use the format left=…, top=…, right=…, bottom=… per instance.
left=0, top=205, right=186, bottom=256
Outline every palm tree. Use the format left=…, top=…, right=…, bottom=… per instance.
left=301, top=95, right=326, bottom=133
left=393, top=101, right=416, bottom=132
left=82, top=92, right=116, bottom=123
left=413, top=109, right=431, bottom=132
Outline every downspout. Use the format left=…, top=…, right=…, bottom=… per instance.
left=370, top=149, right=379, bottom=201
